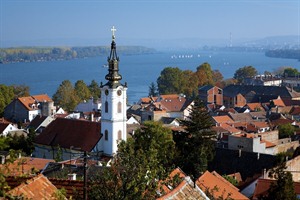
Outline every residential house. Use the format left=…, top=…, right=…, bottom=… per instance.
left=227, top=112, right=254, bottom=123
left=75, top=97, right=101, bottom=112
left=223, top=85, right=300, bottom=108
left=4, top=94, right=55, bottom=123
left=26, top=115, right=55, bottom=134
left=0, top=156, right=54, bottom=176
left=244, top=103, right=265, bottom=112
left=243, top=75, right=282, bottom=86
left=252, top=178, right=300, bottom=199
left=228, top=133, right=276, bottom=155
left=139, top=94, right=193, bottom=122
left=198, top=85, right=223, bottom=105
left=196, top=170, right=249, bottom=200
left=156, top=168, right=209, bottom=200
left=0, top=122, right=18, bottom=136
left=33, top=118, right=102, bottom=160
left=7, top=174, right=63, bottom=199
left=212, top=115, right=234, bottom=126
left=290, top=106, right=300, bottom=121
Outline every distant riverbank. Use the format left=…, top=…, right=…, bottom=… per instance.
left=265, top=49, right=300, bottom=60
left=1, top=50, right=300, bottom=104
left=0, top=46, right=157, bottom=64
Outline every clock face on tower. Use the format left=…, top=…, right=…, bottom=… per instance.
left=105, top=89, right=109, bottom=96
left=117, top=90, right=122, bottom=96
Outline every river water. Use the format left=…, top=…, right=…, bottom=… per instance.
left=0, top=50, right=299, bottom=104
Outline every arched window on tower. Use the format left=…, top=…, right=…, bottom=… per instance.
left=118, top=102, right=122, bottom=113
left=118, top=130, right=122, bottom=140
left=105, top=130, right=108, bottom=140
left=105, top=101, right=108, bottom=113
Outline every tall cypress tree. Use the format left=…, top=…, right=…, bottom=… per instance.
left=174, top=98, right=216, bottom=181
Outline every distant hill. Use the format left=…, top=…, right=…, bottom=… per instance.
left=0, top=46, right=157, bottom=64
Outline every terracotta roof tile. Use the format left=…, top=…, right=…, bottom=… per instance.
left=197, top=171, right=249, bottom=200
left=49, top=178, right=84, bottom=199
left=158, top=95, right=189, bottom=112
left=251, top=122, right=269, bottom=129
left=253, top=178, right=300, bottom=199
left=0, top=157, right=54, bottom=176
left=7, top=174, right=60, bottom=199
left=272, top=98, right=286, bottom=107
left=220, top=123, right=241, bottom=134
left=213, top=116, right=234, bottom=124
left=290, top=106, right=300, bottom=115
left=32, top=94, right=53, bottom=102
left=18, top=96, right=36, bottom=111
left=157, top=168, right=208, bottom=200
left=17, top=94, right=53, bottom=111
left=246, top=103, right=264, bottom=111
left=34, top=118, right=101, bottom=152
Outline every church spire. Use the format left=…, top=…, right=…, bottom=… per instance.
left=105, top=26, right=122, bottom=86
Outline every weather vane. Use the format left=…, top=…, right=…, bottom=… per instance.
left=111, top=26, right=117, bottom=40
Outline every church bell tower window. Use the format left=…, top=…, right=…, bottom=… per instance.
left=105, top=101, right=108, bottom=113
left=118, top=102, right=122, bottom=113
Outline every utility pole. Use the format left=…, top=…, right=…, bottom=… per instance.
left=83, top=151, right=87, bottom=200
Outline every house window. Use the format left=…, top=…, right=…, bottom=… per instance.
left=148, top=115, right=152, bottom=120
left=105, top=101, right=108, bottom=113
left=118, top=102, right=122, bottom=113
left=214, top=95, right=217, bottom=104
left=105, top=130, right=108, bottom=140
left=118, top=130, right=122, bottom=140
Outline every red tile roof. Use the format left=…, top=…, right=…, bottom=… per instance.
left=0, top=157, right=54, bottom=176
left=246, top=103, right=264, bottom=111
left=32, top=94, right=53, bottom=102
left=158, top=95, right=189, bottom=112
left=34, top=118, right=101, bottom=152
left=213, top=116, right=234, bottom=124
left=272, top=98, right=286, bottom=107
left=49, top=178, right=84, bottom=199
left=290, top=106, right=300, bottom=115
left=220, top=123, right=241, bottom=134
left=17, top=94, right=53, bottom=111
left=197, top=171, right=249, bottom=200
left=253, top=178, right=300, bottom=199
left=7, top=174, right=60, bottom=199
left=157, top=168, right=207, bottom=200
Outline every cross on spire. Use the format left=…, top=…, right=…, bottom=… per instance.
left=111, top=26, right=117, bottom=40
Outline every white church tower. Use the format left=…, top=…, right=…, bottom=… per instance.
left=100, top=26, right=127, bottom=156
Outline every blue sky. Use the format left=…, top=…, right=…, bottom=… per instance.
left=0, top=0, right=299, bottom=47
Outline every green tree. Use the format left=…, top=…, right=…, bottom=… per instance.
left=88, top=80, right=101, bottom=100
left=5, top=128, right=36, bottom=155
left=0, top=85, right=14, bottom=116
left=181, top=70, right=199, bottom=98
left=148, top=82, right=158, bottom=97
left=233, top=66, right=258, bottom=83
left=89, top=121, right=175, bottom=200
left=53, top=80, right=79, bottom=111
left=283, top=67, right=299, bottom=78
left=174, top=98, right=216, bottom=181
left=278, top=124, right=295, bottom=139
left=195, top=62, right=214, bottom=86
left=12, top=84, right=30, bottom=97
left=262, top=162, right=297, bottom=200
left=212, top=69, right=224, bottom=85
left=157, top=67, right=183, bottom=94
left=74, top=80, right=91, bottom=102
